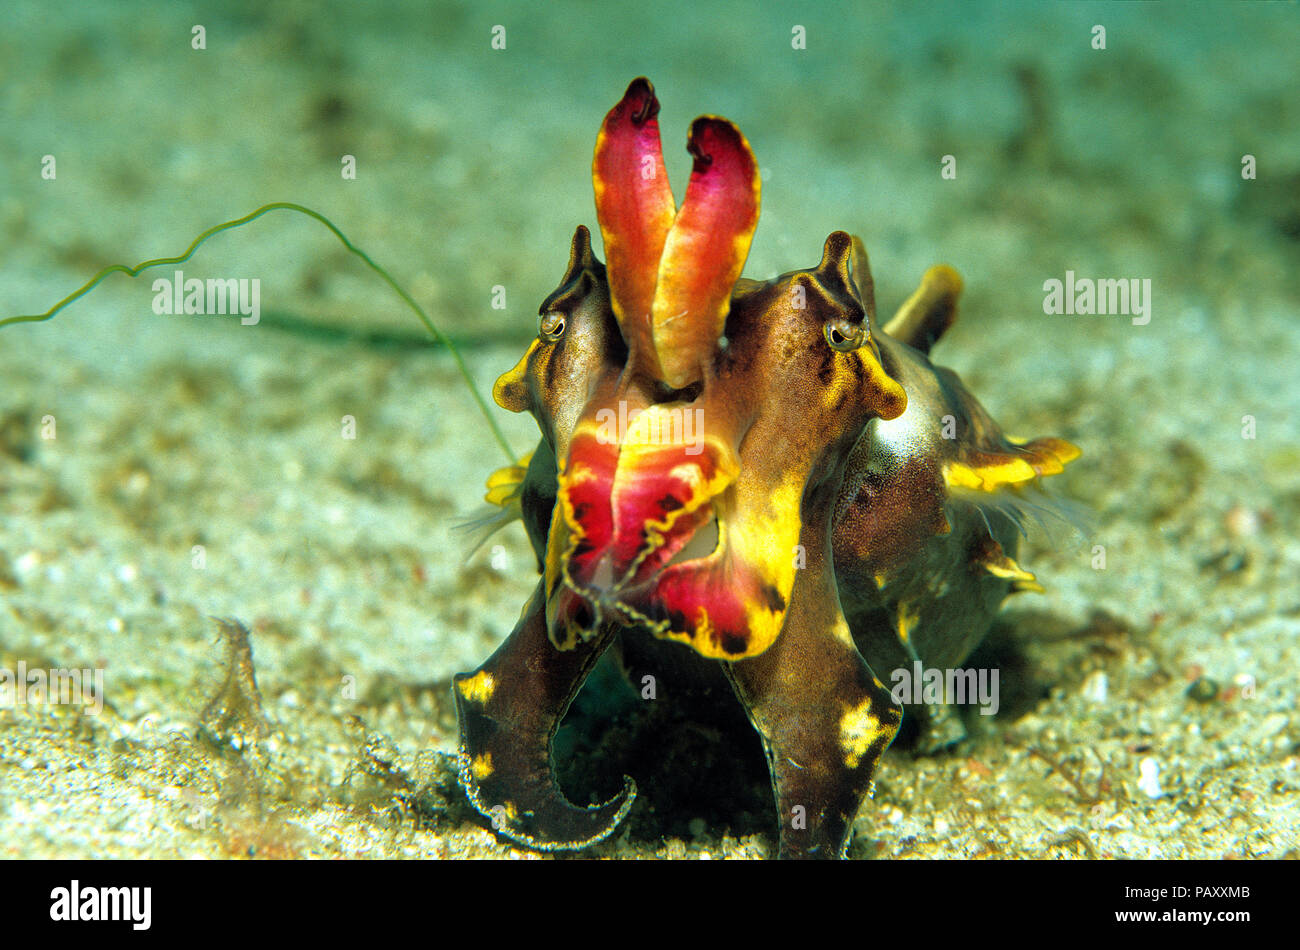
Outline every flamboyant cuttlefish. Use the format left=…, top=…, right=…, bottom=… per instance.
left=452, top=78, right=1079, bottom=859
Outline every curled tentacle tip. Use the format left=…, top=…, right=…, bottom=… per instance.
left=685, top=115, right=755, bottom=181
left=621, top=77, right=660, bottom=124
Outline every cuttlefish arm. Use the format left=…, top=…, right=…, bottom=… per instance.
left=724, top=516, right=901, bottom=860
left=452, top=580, right=635, bottom=850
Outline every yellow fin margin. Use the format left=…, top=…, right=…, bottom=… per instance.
left=945, top=437, right=1080, bottom=492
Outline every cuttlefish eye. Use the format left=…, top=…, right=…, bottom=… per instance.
left=824, top=318, right=866, bottom=352
left=540, top=310, right=566, bottom=341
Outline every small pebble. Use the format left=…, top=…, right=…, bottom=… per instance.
left=1259, top=713, right=1288, bottom=738
left=1081, top=670, right=1108, bottom=704
left=1137, top=757, right=1164, bottom=799
left=1224, top=504, right=1260, bottom=538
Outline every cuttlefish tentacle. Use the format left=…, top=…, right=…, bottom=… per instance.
left=592, top=77, right=675, bottom=380
left=649, top=115, right=761, bottom=389
left=453, top=581, right=635, bottom=850
left=593, top=77, right=761, bottom=389
left=723, top=527, right=901, bottom=859
left=882, top=263, right=962, bottom=354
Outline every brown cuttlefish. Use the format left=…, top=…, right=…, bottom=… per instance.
left=453, top=78, right=1079, bottom=859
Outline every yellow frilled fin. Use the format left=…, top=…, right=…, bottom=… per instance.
left=453, top=451, right=536, bottom=559
left=484, top=450, right=535, bottom=508
left=945, top=437, right=1080, bottom=492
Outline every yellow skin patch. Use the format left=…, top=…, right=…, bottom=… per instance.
left=562, top=464, right=600, bottom=488
left=457, top=671, right=496, bottom=704
left=818, top=355, right=859, bottom=413
left=542, top=502, right=602, bottom=652
left=818, top=346, right=907, bottom=420
left=471, top=753, right=494, bottom=781
left=896, top=601, right=921, bottom=647
left=840, top=697, right=884, bottom=770
left=492, top=339, right=539, bottom=412
left=728, top=476, right=801, bottom=590
left=983, top=553, right=1045, bottom=593
left=829, top=614, right=855, bottom=649
left=713, top=473, right=804, bottom=658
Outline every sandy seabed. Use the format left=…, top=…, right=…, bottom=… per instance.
left=1, top=1, right=1297, bottom=859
